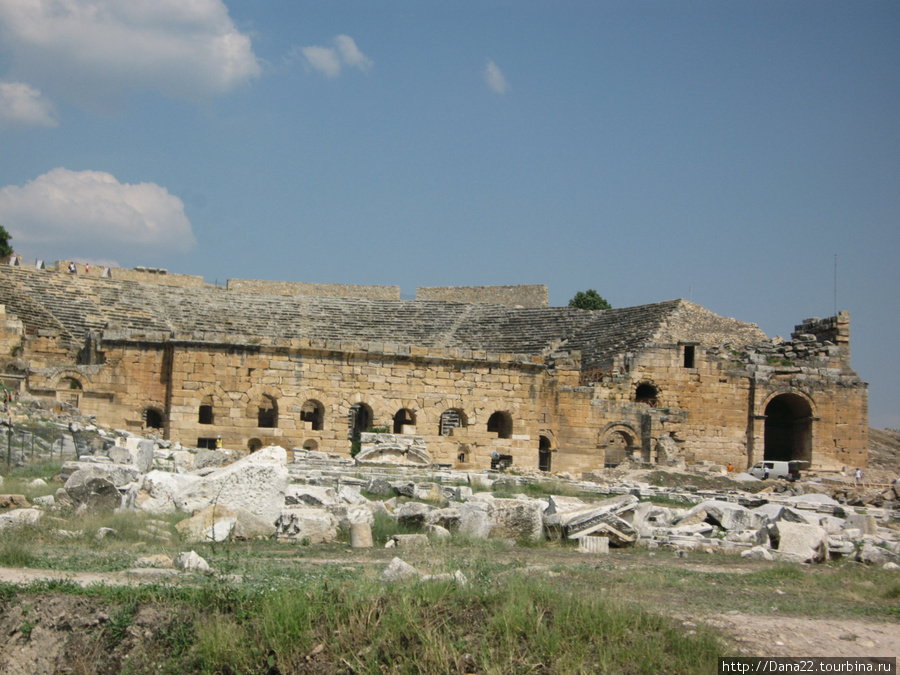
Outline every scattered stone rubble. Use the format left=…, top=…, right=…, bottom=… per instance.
left=0, top=396, right=898, bottom=568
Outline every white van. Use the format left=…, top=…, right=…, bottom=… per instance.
left=748, top=460, right=808, bottom=481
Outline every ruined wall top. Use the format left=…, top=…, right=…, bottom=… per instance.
left=415, top=284, right=548, bottom=308
left=227, top=279, right=401, bottom=300
left=792, top=311, right=850, bottom=359
left=36, top=258, right=205, bottom=287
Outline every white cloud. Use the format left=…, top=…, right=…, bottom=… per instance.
left=0, top=80, right=56, bottom=127
left=484, top=60, right=509, bottom=94
left=0, top=168, right=196, bottom=256
left=0, top=0, right=260, bottom=106
left=301, top=45, right=343, bottom=79
left=296, top=35, right=372, bottom=78
left=334, top=35, right=372, bottom=72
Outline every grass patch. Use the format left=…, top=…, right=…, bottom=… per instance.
left=3, top=564, right=724, bottom=673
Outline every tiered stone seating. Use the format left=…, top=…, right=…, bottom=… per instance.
left=0, top=265, right=762, bottom=368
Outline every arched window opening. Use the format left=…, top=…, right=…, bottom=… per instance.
left=764, top=394, right=813, bottom=464
left=258, top=395, right=278, bottom=428
left=635, top=383, right=659, bottom=407
left=300, top=400, right=324, bottom=431
left=198, top=398, right=214, bottom=425
left=248, top=438, right=262, bottom=453
left=393, top=408, right=416, bottom=434
left=348, top=402, right=373, bottom=444
left=144, top=408, right=164, bottom=431
left=604, top=430, right=633, bottom=467
left=487, top=411, right=513, bottom=439
left=302, top=439, right=319, bottom=451
left=539, top=435, right=552, bottom=472
left=456, top=444, right=471, bottom=466
left=61, top=377, right=82, bottom=390
left=440, top=409, right=468, bottom=436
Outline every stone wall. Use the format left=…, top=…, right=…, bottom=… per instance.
left=227, top=279, right=401, bottom=300
left=52, top=261, right=206, bottom=287
left=416, top=285, right=548, bottom=308
left=0, top=305, right=23, bottom=357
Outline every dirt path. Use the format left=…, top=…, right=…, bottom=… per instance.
left=697, top=612, right=900, bottom=659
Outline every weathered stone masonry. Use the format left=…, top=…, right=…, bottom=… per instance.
left=0, top=260, right=868, bottom=472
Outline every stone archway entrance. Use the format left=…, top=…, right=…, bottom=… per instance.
left=764, top=394, right=813, bottom=463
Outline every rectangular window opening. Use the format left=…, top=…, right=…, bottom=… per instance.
left=683, top=345, right=695, bottom=368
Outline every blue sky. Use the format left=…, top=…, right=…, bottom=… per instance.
left=0, top=1, right=897, bottom=428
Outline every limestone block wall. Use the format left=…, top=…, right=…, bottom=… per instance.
left=227, top=279, right=401, bottom=300
left=0, top=305, right=23, bottom=356
left=81, top=337, right=550, bottom=468
left=416, top=285, right=548, bottom=308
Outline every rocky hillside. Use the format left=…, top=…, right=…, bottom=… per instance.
left=868, top=428, right=900, bottom=475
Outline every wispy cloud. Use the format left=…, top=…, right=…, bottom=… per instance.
left=484, top=60, right=509, bottom=94
left=0, top=81, right=57, bottom=127
left=0, top=0, right=261, bottom=109
left=292, top=35, right=372, bottom=78
left=0, top=168, right=196, bottom=259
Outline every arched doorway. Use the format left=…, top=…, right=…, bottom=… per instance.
left=764, top=394, right=813, bottom=463
left=348, top=402, right=372, bottom=444
left=538, top=435, right=552, bottom=472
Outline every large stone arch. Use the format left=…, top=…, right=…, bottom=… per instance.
left=241, top=385, right=284, bottom=429
left=598, top=423, right=640, bottom=466
left=51, top=371, right=89, bottom=391
left=762, top=391, right=816, bottom=464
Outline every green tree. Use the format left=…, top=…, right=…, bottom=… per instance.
left=568, top=289, right=611, bottom=311
left=0, top=225, right=12, bottom=259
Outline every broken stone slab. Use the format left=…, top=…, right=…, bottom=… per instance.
left=66, top=476, right=122, bottom=512
left=285, top=485, right=339, bottom=507
left=857, top=542, right=900, bottom=565
left=174, top=550, right=211, bottom=573
left=63, top=462, right=141, bottom=488
left=174, top=447, right=289, bottom=523
left=364, top=477, right=393, bottom=497
left=337, top=485, right=369, bottom=505
left=275, top=507, right=339, bottom=544
left=725, top=529, right=769, bottom=546
left=544, top=494, right=639, bottom=536
left=769, top=521, right=829, bottom=563
left=741, top=545, right=774, bottom=561
left=0, top=494, right=29, bottom=509
left=389, top=534, right=429, bottom=548
left=135, top=554, right=174, bottom=569
left=425, top=506, right=463, bottom=531
left=421, top=570, right=468, bottom=585
left=194, top=449, right=228, bottom=470
left=396, top=501, right=434, bottom=529
left=544, top=495, right=587, bottom=516
left=567, top=516, right=637, bottom=547
left=382, top=557, right=420, bottom=583
left=425, top=524, right=452, bottom=541
left=455, top=501, right=492, bottom=540
left=680, top=500, right=767, bottom=532
left=0, top=508, right=41, bottom=532
left=125, top=470, right=200, bottom=514
left=176, top=505, right=237, bottom=543
left=487, top=498, right=544, bottom=542
left=844, top=512, right=878, bottom=535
